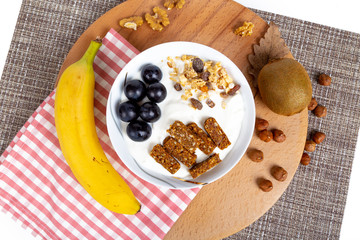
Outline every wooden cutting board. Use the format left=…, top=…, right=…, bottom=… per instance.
left=55, top=0, right=308, bottom=239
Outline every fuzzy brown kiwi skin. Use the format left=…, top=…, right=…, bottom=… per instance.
left=257, top=58, right=312, bottom=116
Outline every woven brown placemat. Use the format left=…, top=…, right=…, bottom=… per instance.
left=224, top=9, right=360, bottom=240
left=0, top=1, right=359, bottom=239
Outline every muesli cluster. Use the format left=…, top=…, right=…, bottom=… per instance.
left=167, top=55, right=241, bottom=109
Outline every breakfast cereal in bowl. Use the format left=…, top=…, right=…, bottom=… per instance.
left=106, top=42, right=255, bottom=189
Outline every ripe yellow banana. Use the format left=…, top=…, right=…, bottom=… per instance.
left=55, top=39, right=141, bottom=214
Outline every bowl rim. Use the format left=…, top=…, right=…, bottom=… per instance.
left=106, top=41, right=256, bottom=189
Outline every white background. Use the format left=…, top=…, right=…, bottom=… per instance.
left=0, top=0, right=359, bottom=239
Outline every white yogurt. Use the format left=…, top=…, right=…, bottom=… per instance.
left=120, top=58, right=244, bottom=179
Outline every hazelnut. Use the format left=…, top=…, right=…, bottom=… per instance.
left=304, top=140, right=316, bottom=152
left=255, top=118, right=269, bottom=131
left=308, top=97, right=318, bottom=111
left=271, top=166, right=288, bottom=182
left=272, top=129, right=286, bottom=143
left=258, top=179, right=273, bottom=192
left=314, top=105, right=327, bottom=118
left=247, top=149, right=264, bottom=162
left=318, top=73, right=332, bottom=86
left=258, top=130, right=273, bottom=142
left=312, top=131, right=326, bottom=144
left=301, top=152, right=311, bottom=165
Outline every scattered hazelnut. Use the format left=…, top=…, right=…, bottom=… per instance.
left=308, top=97, right=318, bottom=111
left=255, top=118, right=269, bottom=131
left=247, top=149, right=264, bottom=162
left=271, top=166, right=288, bottom=182
left=300, top=152, right=311, bottom=165
left=312, top=131, right=326, bottom=144
left=258, top=130, right=273, bottom=142
left=258, top=179, right=273, bottom=192
left=318, top=73, right=332, bottom=86
left=304, top=140, right=316, bottom=152
left=272, top=129, right=286, bottom=143
left=314, top=105, right=327, bottom=117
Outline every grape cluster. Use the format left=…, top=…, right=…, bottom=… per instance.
left=118, top=64, right=167, bottom=141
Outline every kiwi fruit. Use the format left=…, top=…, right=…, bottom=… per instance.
left=257, top=58, right=312, bottom=116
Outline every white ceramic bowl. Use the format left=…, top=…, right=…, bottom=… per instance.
left=106, top=42, right=255, bottom=189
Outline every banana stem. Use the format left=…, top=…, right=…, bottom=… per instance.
left=94, top=36, right=102, bottom=44
left=81, top=39, right=102, bottom=64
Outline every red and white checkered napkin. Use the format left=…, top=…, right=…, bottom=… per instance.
left=0, top=28, right=201, bottom=240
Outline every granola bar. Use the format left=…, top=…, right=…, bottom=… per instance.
left=163, top=136, right=196, bottom=168
left=167, top=120, right=199, bottom=153
left=204, top=117, right=231, bottom=150
left=150, top=144, right=180, bottom=174
left=189, top=153, right=221, bottom=178
left=187, top=122, right=216, bottom=155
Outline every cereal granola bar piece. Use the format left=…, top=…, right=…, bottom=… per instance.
left=167, top=120, right=199, bottom=153
left=163, top=136, right=196, bottom=168
left=119, top=16, right=143, bottom=30
left=190, top=153, right=221, bottom=178
left=150, top=144, right=180, bottom=174
left=204, top=117, right=231, bottom=150
left=187, top=122, right=216, bottom=155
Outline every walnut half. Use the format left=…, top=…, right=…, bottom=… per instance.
left=164, top=0, right=186, bottom=10
left=145, top=7, right=170, bottom=31
left=234, top=21, right=255, bottom=37
left=119, top=16, right=143, bottom=30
